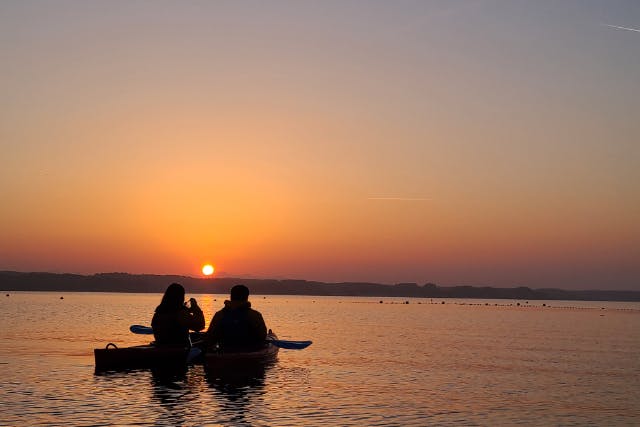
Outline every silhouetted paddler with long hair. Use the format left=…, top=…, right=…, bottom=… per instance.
left=151, top=283, right=204, bottom=346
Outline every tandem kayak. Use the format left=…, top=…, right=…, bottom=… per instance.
left=94, top=332, right=281, bottom=372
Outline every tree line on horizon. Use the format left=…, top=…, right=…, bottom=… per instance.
left=1, top=271, right=639, bottom=302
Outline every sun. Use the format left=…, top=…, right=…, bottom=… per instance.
left=202, top=264, right=215, bottom=276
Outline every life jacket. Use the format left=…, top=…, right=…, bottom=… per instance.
left=219, top=306, right=252, bottom=347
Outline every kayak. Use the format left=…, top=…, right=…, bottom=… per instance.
left=204, top=332, right=279, bottom=370
left=94, top=332, right=281, bottom=372
left=94, top=342, right=192, bottom=372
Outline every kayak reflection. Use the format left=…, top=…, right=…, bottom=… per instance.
left=148, top=364, right=270, bottom=426
left=205, top=362, right=268, bottom=399
left=150, top=365, right=206, bottom=426
left=204, top=361, right=270, bottom=426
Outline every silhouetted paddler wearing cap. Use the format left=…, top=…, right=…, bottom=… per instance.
left=205, top=285, right=267, bottom=351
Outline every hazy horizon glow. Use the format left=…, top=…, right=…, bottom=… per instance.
left=1, top=1, right=639, bottom=290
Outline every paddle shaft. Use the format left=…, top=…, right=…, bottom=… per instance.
left=129, top=325, right=312, bottom=349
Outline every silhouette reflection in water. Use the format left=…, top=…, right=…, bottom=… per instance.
left=204, top=363, right=272, bottom=426
left=150, top=365, right=204, bottom=426
left=205, top=362, right=269, bottom=397
left=145, top=361, right=276, bottom=426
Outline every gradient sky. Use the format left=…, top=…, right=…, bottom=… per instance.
left=1, top=1, right=639, bottom=290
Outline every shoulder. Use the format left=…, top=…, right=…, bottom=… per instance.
left=248, top=308, right=264, bottom=319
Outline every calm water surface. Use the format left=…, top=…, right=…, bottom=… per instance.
left=1, top=292, right=639, bottom=426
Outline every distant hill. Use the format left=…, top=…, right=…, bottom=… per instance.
left=1, top=271, right=639, bottom=302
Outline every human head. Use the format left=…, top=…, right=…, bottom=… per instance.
left=160, top=283, right=185, bottom=310
left=230, top=284, right=250, bottom=301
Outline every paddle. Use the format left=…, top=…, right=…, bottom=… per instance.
left=130, top=324, right=154, bottom=335
left=266, top=338, right=312, bottom=350
left=187, top=347, right=202, bottom=363
left=129, top=325, right=312, bottom=349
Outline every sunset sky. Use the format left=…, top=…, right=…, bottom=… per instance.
left=1, top=1, right=638, bottom=290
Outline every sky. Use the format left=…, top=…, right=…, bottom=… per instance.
left=1, top=1, right=639, bottom=290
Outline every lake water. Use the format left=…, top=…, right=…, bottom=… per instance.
left=1, top=292, right=639, bottom=426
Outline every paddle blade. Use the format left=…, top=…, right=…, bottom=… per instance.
left=270, top=339, right=312, bottom=350
left=187, top=347, right=202, bottom=363
left=130, top=325, right=154, bottom=335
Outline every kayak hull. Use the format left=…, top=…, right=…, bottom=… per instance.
left=204, top=333, right=279, bottom=370
left=94, top=333, right=280, bottom=372
left=94, top=343, right=189, bottom=372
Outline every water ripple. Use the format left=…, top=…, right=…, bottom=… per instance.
left=1, top=293, right=639, bottom=426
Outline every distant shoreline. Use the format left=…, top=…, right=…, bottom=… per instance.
left=1, top=271, right=639, bottom=302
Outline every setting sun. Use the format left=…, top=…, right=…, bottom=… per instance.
left=202, top=264, right=214, bottom=276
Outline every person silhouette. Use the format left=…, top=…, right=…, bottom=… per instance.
left=205, top=284, right=267, bottom=351
left=151, top=283, right=205, bottom=346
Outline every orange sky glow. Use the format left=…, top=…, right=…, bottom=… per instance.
left=1, top=2, right=638, bottom=289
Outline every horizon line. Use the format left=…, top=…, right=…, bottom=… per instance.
left=1, top=270, right=639, bottom=293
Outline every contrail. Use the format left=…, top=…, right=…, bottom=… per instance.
left=604, top=24, right=640, bottom=33
left=368, top=197, right=432, bottom=201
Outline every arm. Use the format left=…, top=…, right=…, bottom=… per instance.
left=205, top=310, right=224, bottom=345
left=250, top=310, right=267, bottom=341
left=177, top=300, right=205, bottom=332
